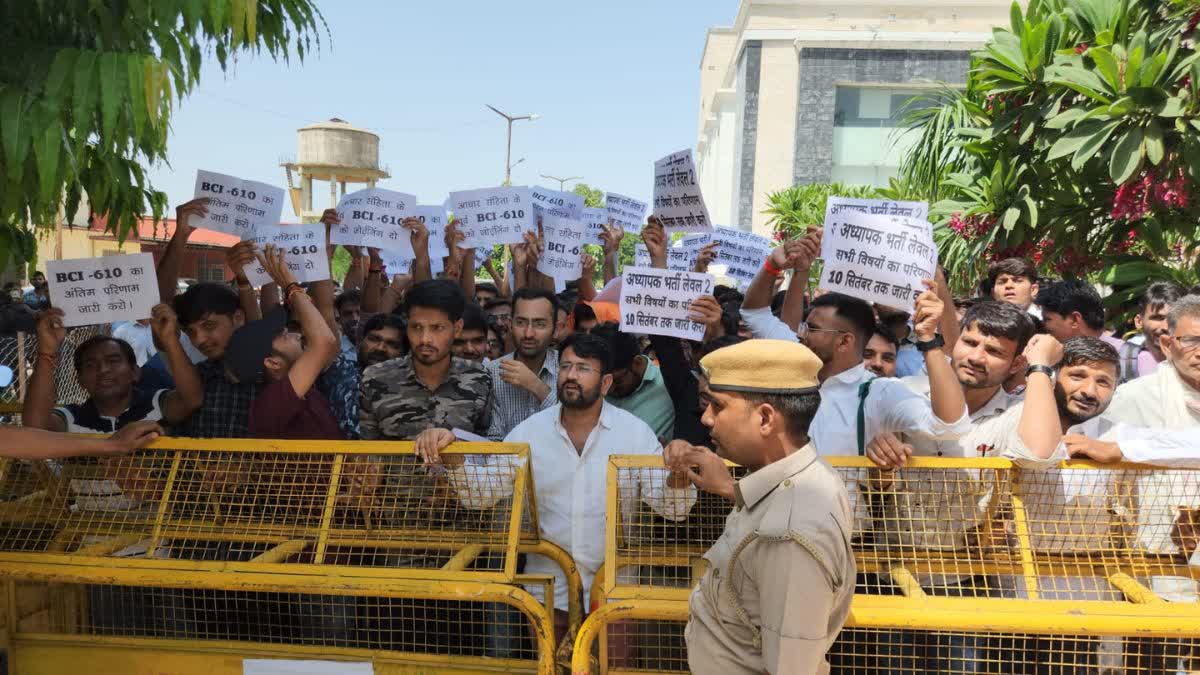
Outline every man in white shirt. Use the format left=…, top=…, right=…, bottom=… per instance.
left=417, top=332, right=696, bottom=646
left=739, top=239, right=971, bottom=457
left=111, top=319, right=156, bottom=366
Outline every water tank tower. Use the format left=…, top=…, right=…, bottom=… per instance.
left=281, top=118, right=390, bottom=223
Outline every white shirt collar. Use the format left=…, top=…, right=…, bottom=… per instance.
left=823, top=362, right=870, bottom=389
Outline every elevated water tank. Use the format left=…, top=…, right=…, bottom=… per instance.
left=295, top=118, right=383, bottom=178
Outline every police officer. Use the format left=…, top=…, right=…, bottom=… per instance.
left=664, top=339, right=855, bottom=675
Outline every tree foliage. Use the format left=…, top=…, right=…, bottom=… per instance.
left=0, top=0, right=325, bottom=270
left=899, top=0, right=1200, bottom=300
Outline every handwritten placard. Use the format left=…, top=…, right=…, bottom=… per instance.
left=606, top=191, right=648, bottom=235
left=652, top=150, right=711, bottom=233
left=191, top=170, right=284, bottom=238
left=47, top=253, right=158, bottom=327
left=448, top=186, right=534, bottom=249
left=332, top=188, right=417, bottom=256
left=538, top=214, right=584, bottom=280
left=581, top=206, right=608, bottom=245
left=822, top=197, right=929, bottom=243
left=819, top=211, right=937, bottom=310
left=620, top=266, right=713, bottom=341
left=243, top=223, right=331, bottom=287
left=634, top=244, right=692, bottom=271
left=530, top=186, right=584, bottom=220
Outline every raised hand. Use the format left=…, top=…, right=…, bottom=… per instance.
left=255, top=244, right=298, bottom=289
left=693, top=241, right=719, bottom=273
left=35, top=308, right=66, bottom=355
left=1023, top=333, right=1064, bottom=368
left=149, top=303, right=181, bottom=347
left=404, top=217, right=431, bottom=258
left=174, top=198, right=210, bottom=238
left=642, top=218, right=668, bottom=265
left=911, top=280, right=944, bottom=342
left=225, top=241, right=258, bottom=281
left=600, top=223, right=624, bottom=258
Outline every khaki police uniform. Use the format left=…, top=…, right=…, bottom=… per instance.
left=685, top=340, right=856, bottom=675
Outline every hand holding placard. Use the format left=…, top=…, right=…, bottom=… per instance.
left=191, top=170, right=285, bottom=238
left=619, top=266, right=715, bottom=341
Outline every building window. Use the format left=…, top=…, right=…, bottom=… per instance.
left=831, top=86, right=936, bottom=186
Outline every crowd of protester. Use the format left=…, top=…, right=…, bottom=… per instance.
left=4, top=197, right=1200, bottom=673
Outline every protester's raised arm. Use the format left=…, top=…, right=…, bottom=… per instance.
left=779, top=228, right=821, bottom=332
left=21, top=309, right=66, bottom=432
left=404, top=217, right=433, bottom=283
left=1016, top=334, right=1066, bottom=459
left=258, top=246, right=339, bottom=398
left=226, top=241, right=261, bottom=321
left=362, top=248, right=385, bottom=313
left=153, top=303, right=204, bottom=423
left=157, top=198, right=209, bottom=302
left=914, top=280, right=968, bottom=426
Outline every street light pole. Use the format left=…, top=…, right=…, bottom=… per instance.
left=540, top=174, right=583, bottom=192
left=486, top=105, right=539, bottom=185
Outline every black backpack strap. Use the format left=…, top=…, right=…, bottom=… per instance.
left=856, top=379, right=874, bottom=456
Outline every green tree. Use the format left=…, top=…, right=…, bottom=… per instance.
left=0, top=0, right=325, bottom=270
left=899, top=0, right=1200, bottom=302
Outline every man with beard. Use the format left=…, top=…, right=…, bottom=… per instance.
left=413, top=333, right=696, bottom=646
left=859, top=301, right=1041, bottom=673
left=739, top=236, right=970, bottom=458
left=661, top=339, right=854, bottom=675
left=23, top=270, right=50, bottom=310
left=1118, top=281, right=1184, bottom=383
left=452, top=303, right=490, bottom=363
left=334, top=289, right=363, bottom=354
left=484, top=288, right=560, bottom=439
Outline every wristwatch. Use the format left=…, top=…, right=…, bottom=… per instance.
left=1026, top=364, right=1055, bottom=379
left=914, top=334, right=945, bottom=353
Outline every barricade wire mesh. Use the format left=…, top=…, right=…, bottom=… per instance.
left=11, top=579, right=550, bottom=665
left=0, top=439, right=533, bottom=579
left=0, top=328, right=104, bottom=407
left=607, top=456, right=1200, bottom=603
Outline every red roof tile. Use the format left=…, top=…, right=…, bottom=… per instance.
left=136, top=217, right=240, bottom=247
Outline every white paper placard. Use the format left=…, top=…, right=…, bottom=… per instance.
left=243, top=659, right=372, bottom=675
left=634, top=244, right=691, bottom=272
left=243, top=223, right=331, bottom=287
left=581, top=206, right=608, bottom=245
left=818, top=211, right=937, bottom=310
left=332, top=188, right=417, bottom=255
left=651, top=150, right=712, bottom=233
left=605, top=191, right=648, bottom=235
left=448, top=186, right=535, bottom=249
left=474, top=247, right=492, bottom=269
left=415, top=205, right=450, bottom=258
left=47, top=253, right=158, bottom=327
left=620, top=266, right=714, bottom=341
left=381, top=251, right=411, bottom=276
left=822, top=197, right=929, bottom=260
left=530, top=186, right=584, bottom=220
left=191, top=170, right=285, bottom=238
left=538, top=213, right=584, bottom=280
left=677, top=226, right=773, bottom=289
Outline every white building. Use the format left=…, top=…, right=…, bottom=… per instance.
left=697, top=0, right=1010, bottom=233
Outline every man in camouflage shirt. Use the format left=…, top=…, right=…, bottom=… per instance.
left=358, top=280, right=494, bottom=534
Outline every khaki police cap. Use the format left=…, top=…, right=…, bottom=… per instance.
left=699, top=339, right=822, bottom=395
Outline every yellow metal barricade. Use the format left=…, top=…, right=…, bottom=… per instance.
left=0, top=437, right=585, bottom=674
left=579, top=455, right=1200, bottom=674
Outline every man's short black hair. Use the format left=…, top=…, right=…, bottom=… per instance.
left=483, top=297, right=512, bottom=312
left=741, top=391, right=822, bottom=444
left=697, top=334, right=747, bottom=360
left=1138, top=281, right=1185, bottom=313
left=335, top=289, right=362, bottom=313
left=959, top=300, right=1038, bottom=353
left=361, top=312, right=406, bottom=336
left=985, top=258, right=1038, bottom=292
left=809, top=292, right=876, bottom=353
left=1059, top=336, right=1120, bottom=370
left=573, top=302, right=597, bottom=324
left=1036, top=280, right=1107, bottom=331
left=476, top=282, right=499, bottom=296
left=74, top=336, right=137, bottom=372
left=559, top=332, right=614, bottom=374
left=511, top=287, right=559, bottom=318
left=871, top=324, right=901, bottom=350
left=174, top=282, right=240, bottom=327
left=461, top=302, right=488, bottom=333
left=714, top=285, right=744, bottom=305
left=404, top=279, right=466, bottom=322
left=589, top=322, right=638, bottom=371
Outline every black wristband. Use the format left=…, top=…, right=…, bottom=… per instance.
left=1025, top=364, right=1055, bottom=379
left=914, top=334, right=945, bottom=353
